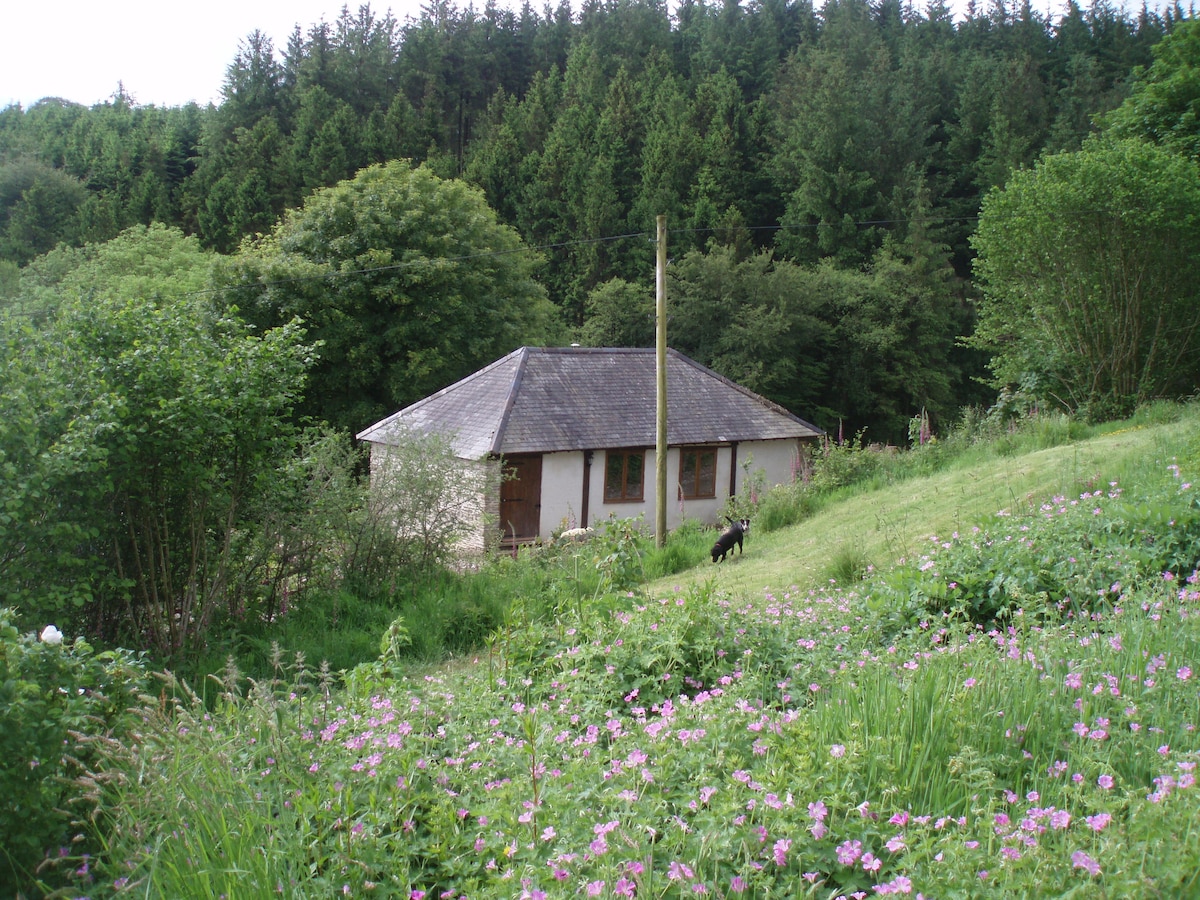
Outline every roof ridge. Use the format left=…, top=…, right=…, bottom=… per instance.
left=490, top=346, right=530, bottom=454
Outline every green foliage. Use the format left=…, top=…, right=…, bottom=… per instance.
left=41, top=405, right=1200, bottom=898
left=1105, top=18, right=1200, bottom=157
left=971, top=136, right=1200, bottom=420
left=224, top=159, right=564, bottom=434
left=577, top=277, right=655, bottom=348
left=0, top=234, right=316, bottom=655
left=659, top=243, right=965, bottom=443
left=809, top=432, right=888, bottom=492
left=505, top=578, right=801, bottom=717
left=81, top=519, right=1200, bottom=897
left=4, top=223, right=213, bottom=321
left=1, top=0, right=1181, bottom=441
left=753, top=477, right=823, bottom=532
left=870, top=461, right=1200, bottom=632
left=825, top=542, right=874, bottom=586
left=0, top=610, right=147, bottom=896
left=667, top=246, right=831, bottom=418
left=643, top=519, right=713, bottom=579
left=591, top=515, right=649, bottom=595
left=0, top=157, right=86, bottom=264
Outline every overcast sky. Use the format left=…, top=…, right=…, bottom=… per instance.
left=1, top=0, right=430, bottom=109
left=0, top=0, right=1168, bottom=111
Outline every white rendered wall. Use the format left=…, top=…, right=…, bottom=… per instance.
left=585, top=439, right=806, bottom=538
left=539, top=450, right=586, bottom=536
left=369, top=438, right=808, bottom=547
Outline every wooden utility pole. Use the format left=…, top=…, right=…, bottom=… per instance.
left=655, top=215, right=667, bottom=547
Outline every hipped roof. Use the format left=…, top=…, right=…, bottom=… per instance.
left=356, top=346, right=823, bottom=458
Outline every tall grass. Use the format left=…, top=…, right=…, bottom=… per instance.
left=42, top=402, right=1200, bottom=898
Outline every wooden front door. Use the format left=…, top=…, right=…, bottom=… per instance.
left=500, top=454, right=542, bottom=544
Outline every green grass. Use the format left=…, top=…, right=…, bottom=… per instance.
left=651, top=414, right=1200, bottom=598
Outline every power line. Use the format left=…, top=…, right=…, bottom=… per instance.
left=208, top=213, right=985, bottom=297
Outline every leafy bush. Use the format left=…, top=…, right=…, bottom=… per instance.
left=590, top=515, right=649, bottom=595
left=753, top=478, right=822, bottom=532
left=0, top=286, right=314, bottom=657
left=0, top=610, right=147, bottom=896
left=643, top=519, right=712, bottom=578
left=809, top=432, right=887, bottom=492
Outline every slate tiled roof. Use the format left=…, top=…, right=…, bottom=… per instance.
left=356, top=347, right=824, bottom=458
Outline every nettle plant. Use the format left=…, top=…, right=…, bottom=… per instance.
left=0, top=609, right=147, bottom=896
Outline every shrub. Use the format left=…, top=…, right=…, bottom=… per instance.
left=0, top=609, right=147, bottom=896
left=644, top=520, right=711, bottom=579
left=0, top=289, right=314, bottom=657
left=809, top=432, right=886, bottom=492
left=753, top=478, right=821, bottom=532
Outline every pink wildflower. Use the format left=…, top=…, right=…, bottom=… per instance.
left=1072, top=851, right=1101, bottom=876
left=835, top=840, right=862, bottom=865
left=668, top=862, right=695, bottom=881
left=773, top=838, right=792, bottom=866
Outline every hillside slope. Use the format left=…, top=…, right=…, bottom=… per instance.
left=650, top=416, right=1200, bottom=599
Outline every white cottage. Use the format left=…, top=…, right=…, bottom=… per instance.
left=356, top=346, right=823, bottom=550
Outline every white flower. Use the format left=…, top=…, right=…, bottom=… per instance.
left=40, top=625, right=64, bottom=645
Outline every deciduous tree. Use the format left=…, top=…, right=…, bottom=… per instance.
left=0, top=226, right=315, bottom=653
left=970, top=136, right=1200, bottom=419
left=224, top=159, right=563, bottom=433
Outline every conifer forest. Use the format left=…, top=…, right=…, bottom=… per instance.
left=1, top=0, right=1196, bottom=440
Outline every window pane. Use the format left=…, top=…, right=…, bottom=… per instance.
left=681, top=448, right=716, bottom=499
left=626, top=452, right=644, bottom=499
left=698, top=450, right=716, bottom=496
left=604, top=452, right=625, bottom=501
left=680, top=451, right=696, bottom=496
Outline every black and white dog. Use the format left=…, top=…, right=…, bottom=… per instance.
left=711, top=517, right=750, bottom=563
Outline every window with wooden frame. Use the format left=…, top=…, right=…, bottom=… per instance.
left=679, top=447, right=717, bottom=499
left=604, top=449, right=645, bottom=502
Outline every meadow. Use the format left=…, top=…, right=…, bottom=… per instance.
left=11, top=404, right=1200, bottom=898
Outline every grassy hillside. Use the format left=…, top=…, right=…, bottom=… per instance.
left=654, top=414, right=1200, bottom=599
left=20, top=406, right=1200, bottom=899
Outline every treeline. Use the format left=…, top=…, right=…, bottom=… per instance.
left=0, top=0, right=1188, bottom=438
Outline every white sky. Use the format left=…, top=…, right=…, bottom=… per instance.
left=0, top=0, right=430, bottom=109
left=0, top=0, right=1172, bottom=111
